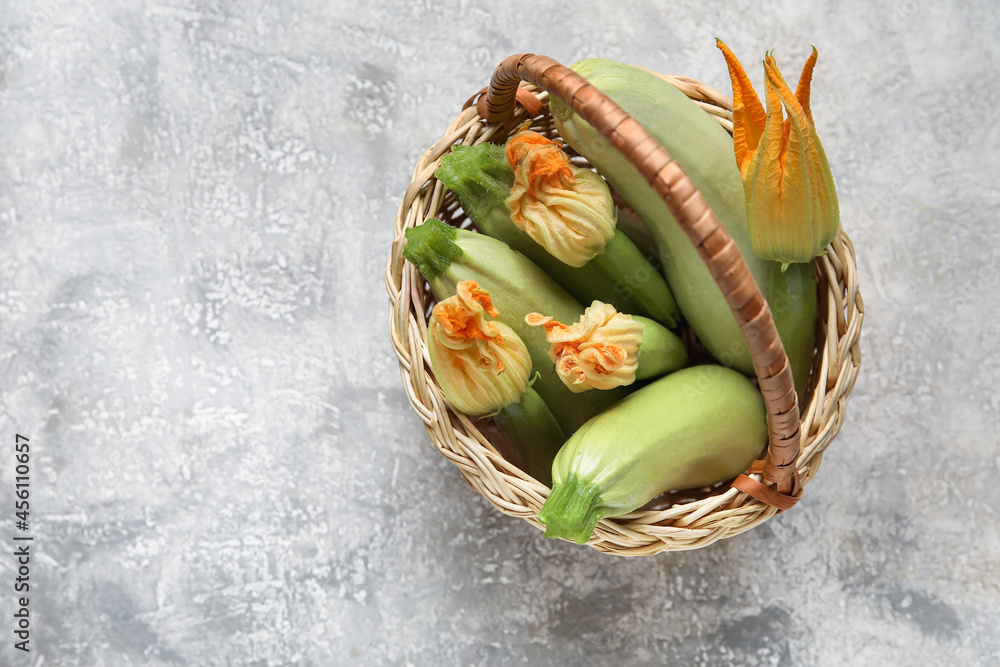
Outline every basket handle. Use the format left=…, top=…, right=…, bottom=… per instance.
left=477, top=54, right=803, bottom=503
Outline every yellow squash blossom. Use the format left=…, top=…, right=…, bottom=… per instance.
left=504, top=128, right=616, bottom=267
left=427, top=281, right=532, bottom=416
left=717, top=39, right=840, bottom=269
left=526, top=301, right=644, bottom=393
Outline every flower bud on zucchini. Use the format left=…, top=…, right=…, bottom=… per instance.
left=505, top=128, right=616, bottom=267
left=527, top=301, right=687, bottom=392
left=403, top=217, right=627, bottom=434
left=538, top=365, right=767, bottom=544
left=435, top=142, right=680, bottom=329
left=425, top=280, right=566, bottom=484
left=551, top=59, right=817, bottom=397
left=427, top=280, right=532, bottom=416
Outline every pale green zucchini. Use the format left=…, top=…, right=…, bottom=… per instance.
left=632, top=315, right=688, bottom=381
left=493, top=388, right=565, bottom=486
left=551, top=59, right=817, bottom=397
left=538, top=365, right=767, bottom=544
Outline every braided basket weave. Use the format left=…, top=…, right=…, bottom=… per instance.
left=386, top=54, right=863, bottom=556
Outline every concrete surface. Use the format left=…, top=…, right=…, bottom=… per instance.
left=0, top=1, right=998, bottom=665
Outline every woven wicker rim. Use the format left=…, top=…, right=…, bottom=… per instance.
left=386, top=61, right=863, bottom=556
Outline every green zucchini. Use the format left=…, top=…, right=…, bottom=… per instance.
left=551, top=59, right=817, bottom=397
left=493, top=388, right=565, bottom=486
left=633, top=315, right=688, bottom=381
left=528, top=306, right=688, bottom=392
left=538, top=365, right=767, bottom=544
left=435, top=143, right=680, bottom=328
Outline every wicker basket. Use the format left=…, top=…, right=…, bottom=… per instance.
left=386, top=54, right=863, bottom=556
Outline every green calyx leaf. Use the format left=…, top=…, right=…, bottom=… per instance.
left=435, top=143, right=514, bottom=223
left=538, top=474, right=605, bottom=544
left=402, top=218, right=463, bottom=281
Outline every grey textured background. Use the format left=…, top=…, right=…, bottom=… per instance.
left=1, top=1, right=998, bottom=665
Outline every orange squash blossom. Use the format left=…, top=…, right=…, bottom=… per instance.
left=717, top=39, right=840, bottom=269
left=427, top=281, right=532, bottom=415
left=526, top=301, right=644, bottom=393
left=504, top=127, right=616, bottom=267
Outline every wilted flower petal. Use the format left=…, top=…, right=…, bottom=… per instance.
left=504, top=128, right=616, bottom=267
left=526, top=301, right=644, bottom=392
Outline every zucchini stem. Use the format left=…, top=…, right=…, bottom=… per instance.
left=538, top=474, right=605, bottom=544
left=435, top=143, right=514, bottom=223
left=402, top=218, right=463, bottom=280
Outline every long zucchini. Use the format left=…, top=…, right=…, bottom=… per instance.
left=551, top=59, right=817, bottom=397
